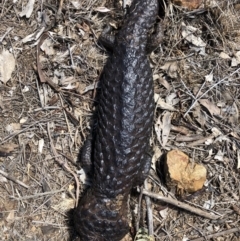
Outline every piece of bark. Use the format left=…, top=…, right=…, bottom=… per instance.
left=163, top=150, right=207, bottom=194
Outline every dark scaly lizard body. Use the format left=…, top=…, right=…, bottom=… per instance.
left=74, top=0, right=162, bottom=240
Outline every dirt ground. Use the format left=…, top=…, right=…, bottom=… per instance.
left=0, top=0, right=240, bottom=240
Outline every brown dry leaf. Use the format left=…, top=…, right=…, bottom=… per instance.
left=199, top=99, right=221, bottom=116
left=219, top=52, right=231, bottom=59
left=214, top=150, right=224, bottom=162
left=40, top=226, right=58, bottom=236
left=237, top=151, right=240, bottom=169
left=5, top=210, right=15, bottom=223
left=172, top=0, right=202, bottom=10
left=94, top=7, right=111, bottom=12
left=159, top=207, right=169, bottom=219
left=5, top=123, right=21, bottom=133
left=0, top=143, right=18, bottom=157
left=40, top=39, right=55, bottom=56
left=154, top=94, right=177, bottom=111
left=162, top=112, right=172, bottom=147
left=192, top=104, right=205, bottom=127
left=38, top=139, right=44, bottom=154
left=19, top=0, right=35, bottom=18
left=153, top=74, right=171, bottom=90
left=204, top=73, right=213, bottom=82
left=52, top=198, right=75, bottom=211
left=230, top=102, right=239, bottom=125
left=152, top=146, right=162, bottom=170
left=163, top=150, right=207, bottom=193
left=160, top=61, right=179, bottom=79
left=70, top=0, right=81, bottom=9
left=53, top=45, right=76, bottom=62
left=181, top=22, right=206, bottom=54
left=0, top=49, right=15, bottom=84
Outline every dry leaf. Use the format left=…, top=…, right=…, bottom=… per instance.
left=152, top=146, right=162, bottom=170
left=40, top=39, right=55, bottom=56
left=94, top=7, right=111, bottom=12
left=22, top=27, right=45, bottom=43
left=19, top=0, right=35, bottom=18
left=237, top=151, right=240, bottom=169
left=234, top=51, right=240, bottom=64
left=5, top=123, right=21, bottom=133
left=211, top=127, right=222, bottom=137
left=52, top=198, right=75, bottom=211
left=160, top=61, right=179, bottom=78
left=159, top=207, right=168, bottom=219
left=70, top=0, right=81, bottom=9
left=162, top=112, right=171, bottom=147
left=154, top=74, right=171, bottom=90
left=214, top=150, right=224, bottom=161
left=192, top=104, right=206, bottom=127
left=182, top=23, right=206, bottom=47
left=205, top=73, right=213, bottom=82
left=166, top=93, right=179, bottom=106
left=6, top=210, right=15, bottom=223
left=172, top=0, right=202, bottom=10
left=0, top=49, right=15, bottom=84
left=38, top=139, right=44, bottom=153
left=53, top=45, right=76, bottom=62
left=199, top=99, right=221, bottom=116
left=181, top=22, right=206, bottom=54
left=231, top=57, right=238, bottom=67
left=203, top=199, right=215, bottom=209
left=154, top=94, right=176, bottom=111
left=219, top=52, right=230, bottom=59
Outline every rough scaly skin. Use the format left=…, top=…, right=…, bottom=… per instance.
left=74, top=0, right=160, bottom=240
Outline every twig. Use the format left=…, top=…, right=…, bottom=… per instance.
left=16, top=188, right=25, bottom=208
left=0, top=27, right=13, bottom=42
left=47, top=122, right=80, bottom=207
left=10, top=189, right=64, bottom=200
left=191, top=227, right=240, bottom=241
left=144, top=180, right=154, bottom=236
left=0, top=170, right=29, bottom=189
left=142, top=189, right=220, bottom=220
left=0, top=119, right=49, bottom=145
left=68, top=43, right=75, bottom=68
left=136, top=186, right=144, bottom=231
left=184, top=67, right=240, bottom=117
left=57, top=0, right=64, bottom=17
left=188, top=133, right=215, bottom=147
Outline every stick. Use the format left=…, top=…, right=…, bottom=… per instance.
left=191, top=227, right=240, bottom=241
left=9, top=189, right=64, bottom=200
left=0, top=170, right=29, bottom=189
left=144, top=180, right=154, bottom=236
left=142, top=189, right=220, bottom=220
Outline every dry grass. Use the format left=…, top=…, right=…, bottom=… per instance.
left=0, top=0, right=240, bottom=240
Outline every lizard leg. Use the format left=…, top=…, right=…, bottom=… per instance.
left=147, top=20, right=164, bottom=54
left=79, top=134, right=93, bottom=173
left=99, top=25, right=115, bottom=50
left=133, top=152, right=152, bottom=187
